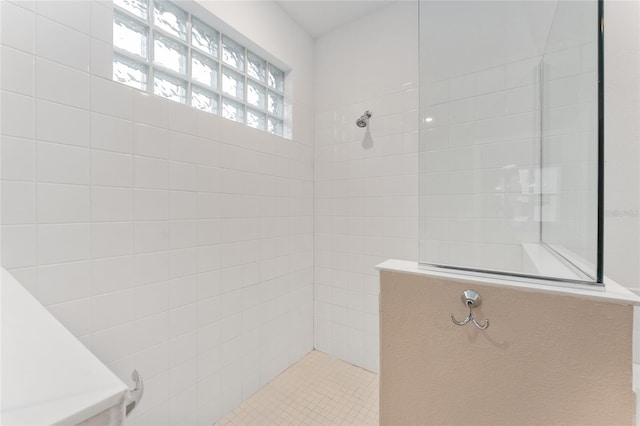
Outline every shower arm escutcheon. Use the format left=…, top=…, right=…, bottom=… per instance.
left=450, top=289, right=490, bottom=330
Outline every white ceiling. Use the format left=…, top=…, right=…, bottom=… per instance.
left=274, top=1, right=396, bottom=38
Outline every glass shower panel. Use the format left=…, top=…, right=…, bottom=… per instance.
left=540, top=0, right=600, bottom=281
left=418, top=0, right=602, bottom=284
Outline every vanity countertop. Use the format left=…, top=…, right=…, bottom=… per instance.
left=1, top=268, right=129, bottom=425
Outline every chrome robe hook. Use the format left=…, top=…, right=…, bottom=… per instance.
left=450, top=289, right=489, bottom=330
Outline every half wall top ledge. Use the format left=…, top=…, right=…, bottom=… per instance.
left=376, top=259, right=640, bottom=307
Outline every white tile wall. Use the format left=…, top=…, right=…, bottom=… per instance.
left=313, top=2, right=419, bottom=373
left=0, top=1, right=314, bottom=425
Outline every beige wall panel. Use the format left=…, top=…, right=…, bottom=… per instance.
left=380, top=270, right=634, bottom=425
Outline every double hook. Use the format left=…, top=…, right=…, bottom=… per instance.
left=450, top=289, right=490, bottom=330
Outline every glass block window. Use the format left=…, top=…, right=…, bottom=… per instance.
left=113, top=0, right=286, bottom=136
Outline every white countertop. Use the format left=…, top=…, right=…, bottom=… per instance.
left=376, top=259, right=640, bottom=306
left=1, top=268, right=129, bottom=425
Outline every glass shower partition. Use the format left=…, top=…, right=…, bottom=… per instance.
left=418, top=0, right=603, bottom=284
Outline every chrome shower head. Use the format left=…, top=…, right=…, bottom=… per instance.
left=356, top=110, right=372, bottom=128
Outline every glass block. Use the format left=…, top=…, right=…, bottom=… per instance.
left=192, top=86, right=219, bottom=114
left=268, top=64, right=284, bottom=93
left=113, top=54, right=148, bottom=90
left=153, top=34, right=187, bottom=74
left=222, top=36, right=245, bottom=72
left=247, top=108, right=266, bottom=131
left=247, top=81, right=266, bottom=110
left=222, top=97, right=244, bottom=123
left=267, top=117, right=283, bottom=136
left=268, top=91, right=284, bottom=117
left=113, top=12, right=148, bottom=59
left=221, top=66, right=244, bottom=100
left=247, top=51, right=266, bottom=83
left=153, top=0, right=187, bottom=40
left=192, top=53, right=218, bottom=89
left=192, top=18, right=219, bottom=58
left=154, top=71, right=186, bottom=103
left=114, top=0, right=148, bottom=20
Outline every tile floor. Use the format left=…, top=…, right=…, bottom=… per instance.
left=216, top=350, right=379, bottom=425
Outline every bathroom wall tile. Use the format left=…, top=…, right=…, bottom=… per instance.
left=169, top=248, right=198, bottom=279
left=36, top=15, right=90, bottom=71
left=37, top=183, right=90, bottom=223
left=544, top=48, right=580, bottom=81
left=506, top=85, right=537, bottom=114
left=36, top=100, right=90, bottom=147
left=420, top=104, right=448, bottom=130
left=90, top=0, right=112, bottom=42
left=90, top=113, right=133, bottom=154
left=448, top=98, right=476, bottom=124
left=37, top=260, right=91, bottom=305
left=169, top=191, right=197, bottom=220
left=37, top=142, right=90, bottom=184
left=134, top=156, right=169, bottom=189
left=1, top=91, right=35, bottom=138
left=1, top=136, right=35, bottom=181
left=168, top=276, right=198, bottom=309
left=90, top=75, right=133, bottom=120
left=133, top=342, right=169, bottom=382
left=476, top=66, right=506, bottom=94
left=168, top=132, right=199, bottom=164
left=449, top=74, right=475, bottom=101
left=134, top=252, right=169, bottom=286
left=91, top=322, right=135, bottom=365
left=1, top=46, right=34, bottom=96
left=197, top=166, right=222, bottom=193
left=476, top=92, right=506, bottom=120
left=36, top=58, right=89, bottom=109
left=90, top=38, right=112, bottom=80
left=168, top=102, right=197, bottom=136
left=91, top=187, right=133, bottom=222
left=37, top=223, right=91, bottom=265
left=1, top=181, right=35, bottom=224
left=169, top=221, right=197, bottom=250
left=169, top=162, right=197, bottom=191
left=134, top=189, right=169, bottom=221
left=36, top=0, right=90, bottom=34
left=133, top=312, right=169, bottom=353
left=47, top=297, right=91, bottom=337
left=169, top=303, right=198, bottom=338
left=133, top=281, right=169, bottom=320
left=92, top=222, right=133, bottom=259
left=134, top=124, right=169, bottom=159
left=134, top=221, right=169, bottom=254
left=91, top=289, right=134, bottom=332
left=1, top=1, right=35, bottom=53
left=544, top=76, right=580, bottom=109
left=168, top=331, right=197, bottom=367
left=197, top=326, right=222, bottom=365
left=1, top=225, right=36, bottom=269
left=506, top=56, right=540, bottom=89
left=92, top=150, right=133, bottom=187
left=91, top=256, right=134, bottom=295
left=197, top=297, right=221, bottom=327
left=168, top=359, right=197, bottom=398
left=133, top=91, right=168, bottom=128
left=169, top=387, right=198, bottom=426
